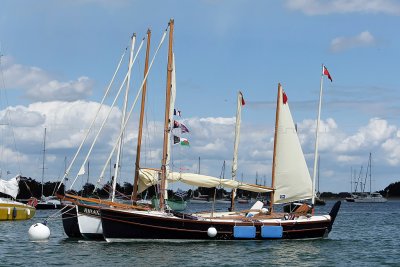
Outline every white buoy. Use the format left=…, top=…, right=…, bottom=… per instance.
left=207, top=226, right=217, bottom=238
left=28, top=223, right=51, bottom=241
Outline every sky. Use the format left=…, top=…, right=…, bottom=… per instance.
left=0, top=0, right=399, bottom=194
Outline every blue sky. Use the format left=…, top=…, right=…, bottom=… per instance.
left=0, top=0, right=399, bottom=194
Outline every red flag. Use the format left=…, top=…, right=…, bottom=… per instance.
left=239, top=92, right=245, bottom=106
left=323, top=66, right=333, bottom=82
left=282, top=91, right=288, bottom=104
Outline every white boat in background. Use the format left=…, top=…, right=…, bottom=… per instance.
left=0, top=176, right=36, bottom=221
left=346, top=153, right=387, bottom=203
left=189, top=192, right=210, bottom=204
left=351, top=192, right=387, bottom=203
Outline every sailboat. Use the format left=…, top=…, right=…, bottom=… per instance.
left=36, top=128, right=62, bottom=210
left=99, top=24, right=341, bottom=240
left=58, top=29, right=155, bottom=239
left=346, top=153, right=387, bottom=203
left=0, top=175, right=36, bottom=220
left=0, top=51, right=36, bottom=220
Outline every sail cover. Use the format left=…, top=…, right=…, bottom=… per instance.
left=0, top=175, right=20, bottom=199
left=273, top=87, right=313, bottom=204
left=137, top=168, right=272, bottom=194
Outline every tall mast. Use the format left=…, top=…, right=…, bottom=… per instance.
left=111, top=33, right=136, bottom=202
left=369, top=152, right=372, bottom=194
left=311, top=64, right=325, bottom=205
left=159, top=19, right=174, bottom=211
left=132, top=29, right=151, bottom=201
left=270, top=83, right=282, bottom=211
left=41, top=127, right=47, bottom=198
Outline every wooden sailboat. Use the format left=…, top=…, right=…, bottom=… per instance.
left=58, top=29, right=154, bottom=239
left=99, top=28, right=341, bottom=240
left=0, top=53, right=36, bottom=220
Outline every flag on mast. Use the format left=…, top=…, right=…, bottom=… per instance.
left=323, top=65, right=333, bottom=82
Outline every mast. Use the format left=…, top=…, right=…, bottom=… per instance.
left=311, top=65, right=324, bottom=205
left=111, top=33, right=136, bottom=202
left=132, top=29, right=151, bottom=201
left=317, top=155, right=320, bottom=194
left=369, top=152, right=372, bottom=194
left=230, top=91, right=244, bottom=211
left=159, top=19, right=174, bottom=211
left=270, top=83, right=282, bottom=211
left=41, top=127, right=47, bottom=198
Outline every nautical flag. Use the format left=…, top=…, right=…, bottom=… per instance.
left=174, top=109, right=181, bottom=117
left=173, top=135, right=190, bottom=146
left=180, top=138, right=190, bottom=146
left=173, top=135, right=180, bottom=144
left=180, top=123, right=189, bottom=133
left=282, top=91, right=288, bottom=104
left=323, top=66, right=333, bottom=82
left=78, top=165, right=85, bottom=176
left=173, top=120, right=180, bottom=128
left=239, top=92, right=245, bottom=106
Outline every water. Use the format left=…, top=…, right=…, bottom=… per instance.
left=1, top=200, right=400, bottom=266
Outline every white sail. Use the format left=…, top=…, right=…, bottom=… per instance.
left=231, top=91, right=243, bottom=182
left=273, top=85, right=313, bottom=204
left=137, top=168, right=272, bottom=194
left=0, top=175, right=20, bottom=199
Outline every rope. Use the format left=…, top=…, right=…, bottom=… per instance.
left=70, top=37, right=145, bottom=189
left=96, top=27, right=168, bottom=187
left=57, top=45, right=128, bottom=191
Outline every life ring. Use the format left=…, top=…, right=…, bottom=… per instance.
left=28, top=197, right=38, bottom=207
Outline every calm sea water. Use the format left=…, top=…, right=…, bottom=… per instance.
left=1, top=200, right=400, bottom=266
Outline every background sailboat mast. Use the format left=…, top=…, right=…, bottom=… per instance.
left=270, top=83, right=282, bottom=211
left=132, top=29, right=151, bottom=201
left=159, top=19, right=174, bottom=211
left=41, top=127, right=47, bottom=198
left=312, top=64, right=325, bottom=205
left=369, top=152, right=372, bottom=194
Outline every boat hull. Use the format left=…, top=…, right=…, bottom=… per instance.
left=101, top=208, right=332, bottom=241
left=61, top=204, right=82, bottom=238
left=76, top=203, right=103, bottom=240
left=36, top=202, right=62, bottom=210
left=0, top=202, right=36, bottom=221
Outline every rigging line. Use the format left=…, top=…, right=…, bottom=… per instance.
left=0, top=47, right=23, bottom=175
left=96, top=28, right=168, bottom=189
left=72, top=37, right=145, bottom=190
left=57, top=45, right=129, bottom=191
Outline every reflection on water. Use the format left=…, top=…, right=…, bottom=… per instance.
left=1, top=200, right=400, bottom=266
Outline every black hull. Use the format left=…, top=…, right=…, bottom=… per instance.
left=61, top=204, right=82, bottom=238
left=36, top=203, right=62, bottom=210
left=101, top=208, right=333, bottom=241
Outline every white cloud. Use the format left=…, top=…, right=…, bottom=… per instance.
left=330, top=31, right=377, bottom=53
left=381, top=130, right=400, bottom=165
left=336, top=118, right=396, bottom=152
left=2, top=56, right=93, bottom=101
left=285, top=0, right=400, bottom=15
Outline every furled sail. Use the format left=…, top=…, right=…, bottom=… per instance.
left=137, top=168, right=272, bottom=194
left=0, top=175, right=20, bottom=199
left=273, top=85, right=313, bottom=204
